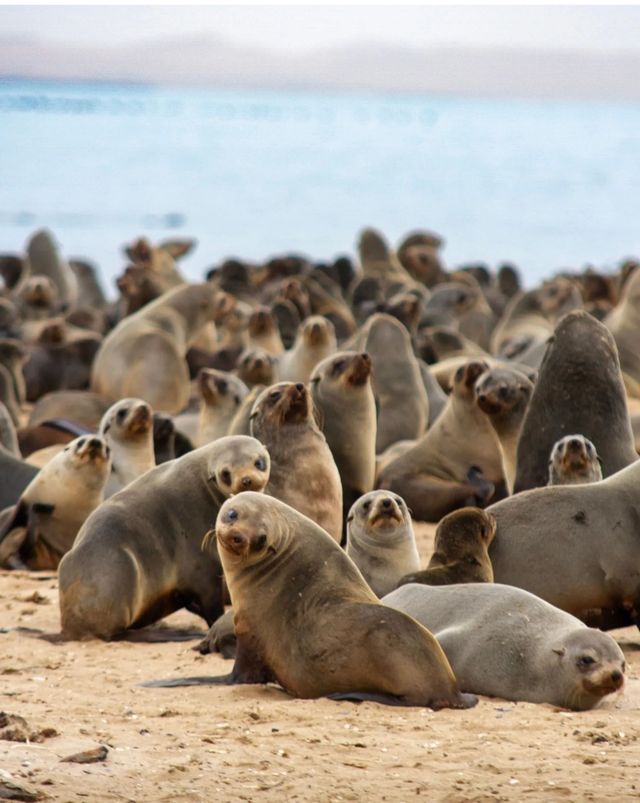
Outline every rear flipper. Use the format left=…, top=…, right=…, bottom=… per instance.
left=328, top=691, right=478, bottom=709
left=141, top=674, right=233, bottom=688
left=465, top=466, right=495, bottom=507
left=194, top=609, right=237, bottom=658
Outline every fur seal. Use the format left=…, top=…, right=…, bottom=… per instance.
left=91, top=283, right=224, bottom=414
left=26, top=229, right=78, bottom=309
left=28, top=391, right=109, bottom=430
left=247, top=307, right=284, bottom=355
left=548, top=435, right=603, bottom=486
left=58, top=436, right=270, bottom=639
left=398, top=508, right=496, bottom=587
left=278, top=315, right=336, bottom=383
left=310, top=351, right=376, bottom=519
left=0, top=446, right=39, bottom=510
left=383, top=583, right=625, bottom=710
left=489, top=458, right=640, bottom=629
left=514, top=311, right=637, bottom=493
left=0, top=401, right=19, bottom=456
left=236, top=347, right=278, bottom=388
left=150, top=492, right=476, bottom=710
left=606, top=267, right=640, bottom=385
left=227, top=385, right=264, bottom=437
left=194, top=369, right=249, bottom=446
left=99, top=398, right=155, bottom=495
left=474, top=366, right=535, bottom=494
left=355, top=314, right=428, bottom=453
left=0, top=436, right=111, bottom=570
left=346, top=491, right=419, bottom=597
left=377, top=360, right=502, bottom=522
left=250, top=382, right=343, bottom=541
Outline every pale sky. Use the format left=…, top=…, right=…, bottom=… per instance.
left=1, top=5, right=640, bottom=53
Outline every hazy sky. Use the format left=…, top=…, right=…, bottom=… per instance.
left=2, top=5, right=640, bottom=53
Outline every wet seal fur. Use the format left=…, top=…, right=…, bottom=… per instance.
left=346, top=491, right=419, bottom=597
left=143, top=492, right=477, bottom=710
left=58, top=436, right=270, bottom=639
left=398, top=508, right=496, bottom=587
left=384, top=582, right=625, bottom=710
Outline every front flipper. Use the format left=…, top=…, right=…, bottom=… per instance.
left=328, top=691, right=478, bottom=709
left=140, top=633, right=273, bottom=688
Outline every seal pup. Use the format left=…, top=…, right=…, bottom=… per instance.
left=91, top=283, right=225, bottom=414
left=474, top=366, right=535, bottom=494
left=99, top=398, right=155, bottom=495
left=0, top=436, right=111, bottom=570
left=398, top=508, right=496, bottom=587
left=278, top=315, right=337, bottom=383
left=378, top=360, right=503, bottom=522
left=346, top=491, right=419, bottom=597
left=58, top=436, right=270, bottom=640
left=250, top=382, right=343, bottom=541
left=310, top=351, right=377, bottom=521
left=194, top=369, right=249, bottom=446
left=148, top=493, right=476, bottom=711
left=383, top=583, right=625, bottom=710
left=489, top=458, right=640, bottom=628
left=548, top=435, right=603, bottom=486
left=514, top=311, right=637, bottom=493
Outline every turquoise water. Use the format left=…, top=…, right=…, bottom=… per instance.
left=1, top=78, right=639, bottom=292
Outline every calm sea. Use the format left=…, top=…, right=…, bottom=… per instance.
left=1, top=78, right=639, bottom=295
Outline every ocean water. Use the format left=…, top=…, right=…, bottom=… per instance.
left=1, top=78, right=640, bottom=295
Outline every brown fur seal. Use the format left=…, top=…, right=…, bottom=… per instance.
left=514, top=311, right=637, bottom=493
left=0, top=338, right=27, bottom=409
left=474, top=366, right=535, bottom=494
left=26, top=229, right=78, bottom=309
left=548, top=435, right=602, bottom=486
left=358, top=227, right=416, bottom=287
left=399, top=508, right=496, bottom=587
left=250, top=382, right=343, bottom=541
left=606, top=267, right=640, bottom=385
left=227, top=385, right=264, bottom=437
left=148, top=492, right=476, bottom=710
left=383, top=583, right=625, bottom=710
left=0, top=401, right=19, bottom=456
left=99, top=398, right=155, bottom=495
left=355, top=313, right=428, bottom=453
left=247, top=307, right=284, bottom=355
left=278, top=315, right=336, bottom=383
left=0, top=436, right=111, bottom=570
left=193, top=369, right=249, bottom=446
left=489, top=458, right=640, bottom=629
left=377, top=360, right=502, bottom=522
left=58, top=436, right=270, bottom=639
left=91, top=284, right=225, bottom=414
left=310, top=351, right=376, bottom=519
left=28, top=391, right=109, bottom=430
left=236, top=347, right=278, bottom=388
left=346, top=491, right=419, bottom=597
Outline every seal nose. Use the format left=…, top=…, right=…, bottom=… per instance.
left=241, top=476, right=253, bottom=488
left=89, top=437, right=102, bottom=449
left=611, top=670, right=623, bottom=685
left=382, top=498, right=392, bottom=509
left=498, top=385, right=508, bottom=400
left=478, top=393, right=486, bottom=403
left=295, top=383, right=304, bottom=392
left=569, top=438, right=582, bottom=450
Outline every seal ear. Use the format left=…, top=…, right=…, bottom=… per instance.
left=552, top=646, right=566, bottom=657
left=159, top=238, right=197, bottom=260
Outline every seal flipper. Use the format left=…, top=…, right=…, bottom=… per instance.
left=140, top=633, right=273, bottom=687
left=328, top=691, right=478, bottom=709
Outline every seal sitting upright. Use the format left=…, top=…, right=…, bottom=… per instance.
left=146, top=493, right=476, bottom=710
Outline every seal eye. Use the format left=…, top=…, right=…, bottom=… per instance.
left=362, top=500, right=371, bottom=512
left=254, top=533, right=267, bottom=551
left=254, top=457, right=266, bottom=471
left=333, top=359, right=346, bottom=373
left=269, top=391, right=282, bottom=402
left=220, top=470, right=232, bottom=485
left=117, top=408, right=128, bottom=423
left=225, top=509, right=238, bottom=522
left=577, top=655, right=596, bottom=667
left=78, top=438, right=86, bottom=448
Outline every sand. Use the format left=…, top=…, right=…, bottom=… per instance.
left=0, top=522, right=639, bottom=803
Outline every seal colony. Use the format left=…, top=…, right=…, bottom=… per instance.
left=0, top=225, right=637, bottom=716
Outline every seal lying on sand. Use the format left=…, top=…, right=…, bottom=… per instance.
left=384, top=582, right=625, bottom=710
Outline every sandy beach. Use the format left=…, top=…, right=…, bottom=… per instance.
left=1, top=523, right=638, bottom=803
